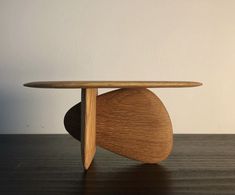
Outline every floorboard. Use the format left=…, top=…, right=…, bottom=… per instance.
left=0, top=134, right=235, bottom=194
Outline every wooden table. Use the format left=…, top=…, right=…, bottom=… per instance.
left=24, top=81, right=202, bottom=170
left=0, top=134, right=234, bottom=194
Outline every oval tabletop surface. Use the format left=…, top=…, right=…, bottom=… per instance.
left=24, top=81, right=202, bottom=88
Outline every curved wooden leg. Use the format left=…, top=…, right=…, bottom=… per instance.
left=81, top=88, right=97, bottom=170
left=65, top=88, right=173, bottom=169
left=96, top=88, right=173, bottom=163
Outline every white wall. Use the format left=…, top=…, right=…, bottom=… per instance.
left=0, top=0, right=234, bottom=134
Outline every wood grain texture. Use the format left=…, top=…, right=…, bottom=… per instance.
left=81, top=88, right=97, bottom=170
left=96, top=88, right=173, bottom=163
left=65, top=89, right=173, bottom=163
left=24, top=81, right=202, bottom=88
left=1, top=134, right=235, bottom=194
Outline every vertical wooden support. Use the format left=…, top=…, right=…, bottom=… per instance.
left=81, top=88, right=97, bottom=170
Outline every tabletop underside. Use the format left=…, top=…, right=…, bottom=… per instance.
left=24, top=81, right=202, bottom=88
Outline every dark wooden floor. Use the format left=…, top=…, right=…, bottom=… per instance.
left=0, top=134, right=235, bottom=195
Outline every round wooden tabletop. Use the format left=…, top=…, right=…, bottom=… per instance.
left=24, top=81, right=202, bottom=88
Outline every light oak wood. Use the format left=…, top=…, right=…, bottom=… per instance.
left=81, top=88, right=97, bottom=170
left=24, top=80, right=202, bottom=170
left=65, top=88, right=173, bottom=163
left=24, top=81, right=202, bottom=88
left=96, top=88, right=173, bottom=163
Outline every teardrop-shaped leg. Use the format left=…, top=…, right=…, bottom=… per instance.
left=65, top=88, right=173, bottom=165
left=96, top=88, right=173, bottom=163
